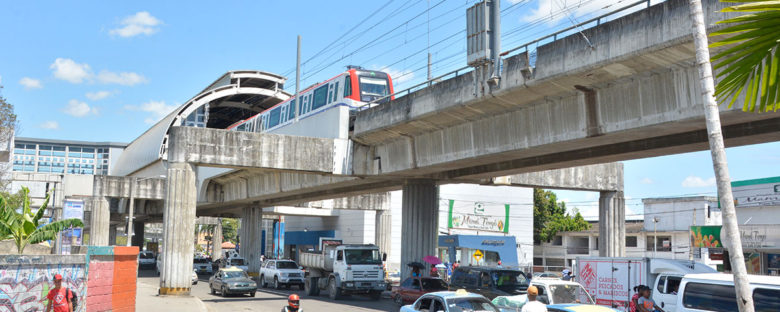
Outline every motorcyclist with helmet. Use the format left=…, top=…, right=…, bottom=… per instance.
left=281, top=294, right=302, bottom=312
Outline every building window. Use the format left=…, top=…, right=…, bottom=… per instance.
left=646, top=235, right=672, bottom=252
left=593, top=237, right=599, bottom=250
left=533, top=257, right=543, bottom=266
left=626, top=236, right=638, bottom=247
left=552, top=236, right=563, bottom=246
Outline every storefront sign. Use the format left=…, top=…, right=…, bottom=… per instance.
left=690, top=226, right=722, bottom=248
left=448, top=200, right=510, bottom=233
left=481, top=240, right=505, bottom=246
left=732, top=177, right=780, bottom=208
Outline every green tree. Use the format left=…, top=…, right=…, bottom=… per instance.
left=0, top=187, right=84, bottom=254
left=222, top=218, right=239, bottom=244
left=711, top=0, right=780, bottom=113
left=533, top=188, right=590, bottom=243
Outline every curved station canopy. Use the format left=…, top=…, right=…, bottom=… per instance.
left=113, top=70, right=291, bottom=177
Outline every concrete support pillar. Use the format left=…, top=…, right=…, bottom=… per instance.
left=108, top=225, right=117, bottom=246
left=213, top=219, right=223, bottom=260
left=401, top=180, right=438, bottom=279
left=159, top=162, right=197, bottom=295
left=375, top=210, right=391, bottom=258
left=90, top=197, right=110, bottom=246
left=240, top=206, right=263, bottom=277
left=132, top=221, right=145, bottom=248
left=599, top=191, right=626, bottom=257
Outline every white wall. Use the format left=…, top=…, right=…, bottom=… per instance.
left=643, top=197, right=720, bottom=232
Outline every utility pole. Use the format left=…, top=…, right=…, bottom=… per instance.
left=295, top=35, right=301, bottom=122
left=126, top=177, right=135, bottom=246
left=489, top=0, right=501, bottom=81
left=688, top=0, right=753, bottom=310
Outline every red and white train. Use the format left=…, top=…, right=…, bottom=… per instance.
left=227, top=66, right=394, bottom=133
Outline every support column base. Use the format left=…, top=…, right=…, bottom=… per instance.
left=158, top=287, right=191, bottom=296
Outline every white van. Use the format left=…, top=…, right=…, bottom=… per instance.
left=676, top=273, right=780, bottom=312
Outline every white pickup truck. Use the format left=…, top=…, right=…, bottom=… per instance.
left=259, top=259, right=305, bottom=290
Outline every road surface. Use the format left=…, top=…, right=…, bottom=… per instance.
left=138, top=269, right=399, bottom=312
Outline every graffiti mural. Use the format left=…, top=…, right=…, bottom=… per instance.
left=0, top=260, right=87, bottom=312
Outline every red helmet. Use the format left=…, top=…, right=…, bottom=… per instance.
left=288, top=294, right=300, bottom=308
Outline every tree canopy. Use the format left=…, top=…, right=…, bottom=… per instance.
left=222, top=218, right=239, bottom=244
left=533, top=188, right=590, bottom=243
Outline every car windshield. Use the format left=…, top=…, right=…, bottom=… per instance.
left=421, top=278, right=449, bottom=291
left=344, top=249, right=382, bottom=265
left=230, top=259, right=245, bottom=265
left=140, top=253, right=154, bottom=259
left=491, top=271, right=529, bottom=290
left=446, top=297, right=499, bottom=312
left=549, top=284, right=594, bottom=304
left=359, top=76, right=389, bottom=98
left=223, top=271, right=247, bottom=279
left=194, top=258, right=209, bottom=263
left=276, top=261, right=298, bottom=269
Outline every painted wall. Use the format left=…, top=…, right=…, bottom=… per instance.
left=85, top=246, right=138, bottom=312
left=0, top=254, right=87, bottom=312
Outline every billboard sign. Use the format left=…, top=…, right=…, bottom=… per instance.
left=690, top=225, right=722, bottom=248
left=61, top=199, right=84, bottom=255
left=731, top=177, right=780, bottom=208
left=448, top=200, right=509, bottom=233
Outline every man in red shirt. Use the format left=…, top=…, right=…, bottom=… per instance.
left=46, top=274, right=72, bottom=312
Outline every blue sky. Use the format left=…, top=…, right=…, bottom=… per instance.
left=1, top=0, right=778, bottom=213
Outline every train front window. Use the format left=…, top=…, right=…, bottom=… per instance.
left=359, top=76, right=389, bottom=101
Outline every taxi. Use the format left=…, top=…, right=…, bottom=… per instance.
left=400, top=289, right=500, bottom=312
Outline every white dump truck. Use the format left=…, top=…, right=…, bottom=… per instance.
left=574, top=257, right=717, bottom=311
left=300, top=239, right=387, bottom=300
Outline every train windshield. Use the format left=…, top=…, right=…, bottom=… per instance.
left=359, top=76, right=389, bottom=101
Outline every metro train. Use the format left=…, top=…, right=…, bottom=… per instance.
left=227, top=66, right=394, bottom=133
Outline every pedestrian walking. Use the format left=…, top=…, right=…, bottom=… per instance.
left=45, top=274, right=73, bottom=312
left=521, top=286, right=547, bottom=312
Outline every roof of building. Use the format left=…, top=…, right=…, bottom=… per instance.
left=15, top=136, right=127, bottom=148
left=112, top=70, right=291, bottom=176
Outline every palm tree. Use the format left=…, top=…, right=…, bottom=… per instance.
left=711, top=0, right=780, bottom=113
left=689, top=0, right=754, bottom=311
left=0, top=187, right=84, bottom=254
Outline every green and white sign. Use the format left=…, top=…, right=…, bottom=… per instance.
left=447, top=200, right=509, bottom=233
left=732, top=176, right=780, bottom=208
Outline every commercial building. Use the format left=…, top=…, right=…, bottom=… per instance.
left=728, top=176, right=780, bottom=275
left=534, top=196, right=722, bottom=271
left=11, top=137, right=126, bottom=175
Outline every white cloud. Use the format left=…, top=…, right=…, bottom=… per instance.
left=39, top=121, right=60, bottom=130
left=110, top=11, right=162, bottom=37
left=125, top=100, right=178, bottom=124
left=50, top=58, right=92, bottom=84
left=85, top=90, right=114, bottom=101
left=682, top=175, right=716, bottom=188
left=96, top=71, right=147, bottom=86
left=641, top=177, right=654, bottom=184
left=19, top=77, right=42, bottom=89
left=63, top=99, right=98, bottom=117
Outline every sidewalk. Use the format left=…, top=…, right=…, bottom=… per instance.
left=136, top=281, right=208, bottom=312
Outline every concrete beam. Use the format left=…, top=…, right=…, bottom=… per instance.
left=93, top=175, right=166, bottom=200
left=167, top=126, right=347, bottom=174
left=494, top=163, right=623, bottom=192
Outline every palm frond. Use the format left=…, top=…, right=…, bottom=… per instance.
left=27, top=219, right=84, bottom=245
left=32, top=191, right=51, bottom=225
left=711, top=0, right=780, bottom=113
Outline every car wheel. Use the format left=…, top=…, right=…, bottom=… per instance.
left=394, top=294, right=404, bottom=306
left=249, top=291, right=256, bottom=297
left=210, top=284, right=215, bottom=295
left=221, top=286, right=228, bottom=297
left=274, top=277, right=281, bottom=290
left=260, top=275, right=267, bottom=288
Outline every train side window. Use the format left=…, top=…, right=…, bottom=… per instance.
left=313, top=85, right=328, bottom=110
left=333, top=81, right=340, bottom=102
left=289, top=100, right=296, bottom=120
left=344, top=75, right=351, bottom=98
left=269, top=107, right=281, bottom=128
left=301, top=94, right=308, bottom=115
left=327, top=84, right=333, bottom=104
left=280, top=104, right=288, bottom=123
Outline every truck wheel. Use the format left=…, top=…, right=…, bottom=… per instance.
left=274, top=277, right=281, bottom=290
left=305, top=277, right=319, bottom=296
left=369, top=290, right=382, bottom=301
left=260, top=275, right=267, bottom=288
left=328, top=278, right=341, bottom=300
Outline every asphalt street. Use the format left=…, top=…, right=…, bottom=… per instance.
left=138, top=269, right=400, bottom=312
